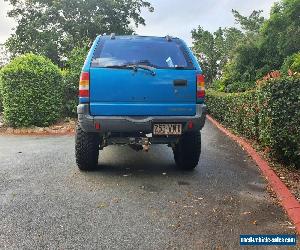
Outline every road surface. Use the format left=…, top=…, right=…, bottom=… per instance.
left=0, top=121, right=295, bottom=249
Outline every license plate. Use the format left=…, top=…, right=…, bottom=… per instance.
left=153, top=123, right=182, bottom=135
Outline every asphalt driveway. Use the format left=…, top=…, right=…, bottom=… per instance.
left=0, top=121, right=295, bottom=249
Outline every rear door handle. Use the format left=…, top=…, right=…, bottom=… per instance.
left=173, top=79, right=187, bottom=87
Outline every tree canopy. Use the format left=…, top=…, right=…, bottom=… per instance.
left=192, top=0, right=300, bottom=91
left=259, top=0, right=300, bottom=69
left=232, top=9, right=265, bottom=34
left=5, top=0, right=153, bottom=65
left=192, top=10, right=250, bottom=85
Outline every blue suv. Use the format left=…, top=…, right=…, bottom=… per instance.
left=75, top=35, right=206, bottom=170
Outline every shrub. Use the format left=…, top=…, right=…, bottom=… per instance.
left=210, top=79, right=225, bottom=92
left=225, top=81, right=256, bottom=93
left=255, top=64, right=271, bottom=80
left=290, top=53, right=300, bottom=72
left=220, top=41, right=260, bottom=89
left=63, top=46, right=89, bottom=117
left=0, top=85, right=2, bottom=112
left=206, top=76, right=300, bottom=168
left=0, top=67, right=2, bottom=112
left=258, top=76, right=300, bottom=167
left=281, top=52, right=300, bottom=74
left=0, top=53, right=63, bottom=127
left=206, top=90, right=258, bottom=139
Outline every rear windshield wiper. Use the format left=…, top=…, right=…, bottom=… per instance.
left=172, top=65, right=190, bottom=69
left=131, top=64, right=156, bottom=76
left=105, top=63, right=156, bottom=76
left=124, top=60, right=156, bottom=76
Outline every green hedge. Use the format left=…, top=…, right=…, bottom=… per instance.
left=258, top=77, right=300, bottom=167
left=206, top=90, right=258, bottom=139
left=0, top=53, right=63, bottom=127
left=206, top=76, right=300, bottom=168
left=0, top=70, right=2, bottom=112
left=0, top=85, right=2, bottom=112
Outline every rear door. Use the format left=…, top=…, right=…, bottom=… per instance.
left=89, top=37, right=197, bottom=116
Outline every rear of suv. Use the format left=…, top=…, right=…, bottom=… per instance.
left=75, top=35, right=206, bottom=171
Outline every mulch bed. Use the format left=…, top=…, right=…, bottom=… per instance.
left=0, top=115, right=76, bottom=136
left=245, top=139, right=300, bottom=203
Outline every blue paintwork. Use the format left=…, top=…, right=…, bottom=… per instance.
left=79, top=36, right=101, bottom=104
left=82, top=36, right=101, bottom=72
left=89, top=68, right=196, bottom=116
left=79, top=97, right=89, bottom=103
left=89, top=103, right=195, bottom=116
left=81, top=35, right=203, bottom=115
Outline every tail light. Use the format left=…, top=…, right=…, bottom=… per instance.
left=79, top=72, right=89, bottom=102
left=187, top=120, right=194, bottom=129
left=196, top=74, right=205, bottom=103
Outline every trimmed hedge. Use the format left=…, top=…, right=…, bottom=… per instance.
left=0, top=53, right=63, bottom=127
left=206, top=90, right=258, bottom=139
left=0, top=85, right=2, bottom=112
left=0, top=72, right=2, bottom=112
left=206, top=76, right=300, bottom=168
left=258, top=77, right=300, bottom=167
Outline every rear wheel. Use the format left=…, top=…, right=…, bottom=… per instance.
left=173, top=131, right=201, bottom=170
left=75, top=124, right=100, bottom=171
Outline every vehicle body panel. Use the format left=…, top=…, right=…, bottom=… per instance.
left=86, top=36, right=201, bottom=116
left=89, top=68, right=197, bottom=116
left=78, top=35, right=206, bottom=141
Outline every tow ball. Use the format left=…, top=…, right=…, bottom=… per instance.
left=142, top=139, right=150, bottom=152
left=128, top=137, right=151, bottom=152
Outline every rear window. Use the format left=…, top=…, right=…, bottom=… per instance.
left=91, top=38, right=194, bottom=69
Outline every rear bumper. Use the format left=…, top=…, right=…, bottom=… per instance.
left=77, top=104, right=206, bottom=133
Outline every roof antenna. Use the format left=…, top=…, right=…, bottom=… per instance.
left=166, top=35, right=172, bottom=42
left=110, top=33, right=116, bottom=39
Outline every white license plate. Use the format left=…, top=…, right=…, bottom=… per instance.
left=153, top=123, right=182, bottom=135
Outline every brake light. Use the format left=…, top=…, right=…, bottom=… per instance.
left=188, top=120, right=194, bottom=129
left=94, top=122, right=101, bottom=130
left=79, top=72, right=89, bottom=100
left=196, top=74, right=205, bottom=103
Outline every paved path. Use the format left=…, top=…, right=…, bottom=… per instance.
left=0, top=121, right=295, bottom=249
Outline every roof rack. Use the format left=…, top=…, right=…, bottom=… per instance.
left=110, top=33, right=116, bottom=40
left=165, top=35, right=172, bottom=42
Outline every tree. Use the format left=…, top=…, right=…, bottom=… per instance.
left=259, top=0, right=300, bottom=70
left=5, top=0, right=154, bottom=65
left=223, top=0, right=300, bottom=89
left=191, top=26, right=243, bottom=85
left=218, top=27, right=244, bottom=68
left=63, top=45, right=89, bottom=117
left=191, top=9, right=265, bottom=85
left=221, top=40, right=260, bottom=91
left=232, top=9, right=265, bottom=34
left=192, top=27, right=217, bottom=85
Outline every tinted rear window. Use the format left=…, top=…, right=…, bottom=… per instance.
left=91, top=38, right=194, bottom=69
